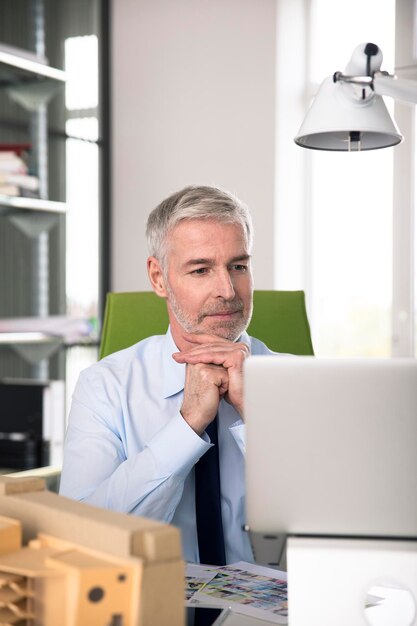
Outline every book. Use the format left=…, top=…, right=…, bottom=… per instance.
left=0, top=173, right=39, bottom=191
left=0, top=153, right=28, bottom=174
left=0, top=143, right=32, bottom=156
left=0, top=184, right=19, bottom=196
left=0, top=151, right=26, bottom=161
left=0, top=186, right=40, bottom=199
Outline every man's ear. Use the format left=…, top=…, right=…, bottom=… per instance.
left=147, top=256, right=168, bottom=298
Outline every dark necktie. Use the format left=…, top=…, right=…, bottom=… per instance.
left=194, top=415, right=226, bottom=565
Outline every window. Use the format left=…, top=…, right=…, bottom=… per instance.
left=275, top=0, right=397, bottom=357
left=65, top=35, right=100, bottom=324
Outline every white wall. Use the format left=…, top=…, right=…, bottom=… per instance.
left=111, top=0, right=277, bottom=292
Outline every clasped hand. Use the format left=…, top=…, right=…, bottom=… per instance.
left=172, top=333, right=249, bottom=435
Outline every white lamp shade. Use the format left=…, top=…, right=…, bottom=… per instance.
left=295, top=77, right=403, bottom=151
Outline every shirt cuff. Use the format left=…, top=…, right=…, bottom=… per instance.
left=146, top=411, right=211, bottom=479
left=230, top=420, right=246, bottom=455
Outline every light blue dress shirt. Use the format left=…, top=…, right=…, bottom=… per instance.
left=60, top=328, right=275, bottom=564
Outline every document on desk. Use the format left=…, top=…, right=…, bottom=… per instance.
left=186, top=561, right=288, bottom=624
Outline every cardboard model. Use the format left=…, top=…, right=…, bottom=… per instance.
left=0, top=476, right=184, bottom=626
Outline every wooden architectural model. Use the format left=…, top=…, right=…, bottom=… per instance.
left=0, top=476, right=184, bottom=626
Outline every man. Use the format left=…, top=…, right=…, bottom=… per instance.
left=60, top=185, right=276, bottom=565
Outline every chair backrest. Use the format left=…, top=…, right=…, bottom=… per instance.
left=99, top=290, right=314, bottom=359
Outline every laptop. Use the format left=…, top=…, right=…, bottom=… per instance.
left=244, top=356, right=417, bottom=539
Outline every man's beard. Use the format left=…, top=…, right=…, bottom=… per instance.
left=165, top=282, right=253, bottom=342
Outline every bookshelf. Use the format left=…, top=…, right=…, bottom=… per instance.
left=0, top=39, right=67, bottom=379
left=0, top=23, right=69, bottom=469
left=0, top=0, right=105, bottom=471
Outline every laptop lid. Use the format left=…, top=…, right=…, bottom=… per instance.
left=245, top=356, right=417, bottom=539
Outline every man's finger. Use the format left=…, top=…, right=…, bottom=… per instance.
left=173, top=342, right=248, bottom=358
left=173, top=349, right=247, bottom=366
left=181, top=332, right=233, bottom=345
left=172, top=343, right=249, bottom=363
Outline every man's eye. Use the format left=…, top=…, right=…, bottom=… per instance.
left=231, top=265, right=248, bottom=272
left=191, top=268, right=208, bottom=275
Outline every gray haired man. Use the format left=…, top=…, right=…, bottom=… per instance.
left=60, top=185, right=276, bottom=565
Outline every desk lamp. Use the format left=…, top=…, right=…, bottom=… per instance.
left=294, top=42, right=417, bottom=151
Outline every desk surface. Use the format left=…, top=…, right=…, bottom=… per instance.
left=219, top=586, right=415, bottom=626
left=216, top=587, right=415, bottom=626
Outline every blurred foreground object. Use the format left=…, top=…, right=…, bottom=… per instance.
left=0, top=476, right=184, bottom=626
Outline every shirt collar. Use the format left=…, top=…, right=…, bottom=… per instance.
left=161, top=327, right=251, bottom=399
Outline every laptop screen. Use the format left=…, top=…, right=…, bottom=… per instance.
left=244, top=356, right=417, bottom=539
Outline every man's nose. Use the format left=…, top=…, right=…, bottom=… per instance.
left=214, top=270, right=235, bottom=300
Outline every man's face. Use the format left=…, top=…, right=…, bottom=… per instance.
left=162, top=219, right=253, bottom=342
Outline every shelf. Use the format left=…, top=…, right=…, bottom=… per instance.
left=0, top=316, right=95, bottom=346
left=0, top=332, right=62, bottom=346
left=0, top=332, right=63, bottom=365
left=0, top=47, right=66, bottom=84
left=0, top=195, right=66, bottom=214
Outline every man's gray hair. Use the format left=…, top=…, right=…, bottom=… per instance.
left=146, top=185, right=253, bottom=269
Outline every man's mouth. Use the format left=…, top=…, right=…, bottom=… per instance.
left=204, top=309, right=242, bottom=318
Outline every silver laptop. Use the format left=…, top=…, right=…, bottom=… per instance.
left=244, top=356, right=417, bottom=538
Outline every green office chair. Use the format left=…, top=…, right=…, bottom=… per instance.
left=99, top=290, right=314, bottom=359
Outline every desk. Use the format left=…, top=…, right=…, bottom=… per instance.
left=287, top=537, right=417, bottom=626
left=217, top=587, right=414, bottom=626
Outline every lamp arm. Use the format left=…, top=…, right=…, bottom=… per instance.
left=373, top=71, right=417, bottom=105
left=333, top=70, right=417, bottom=105
left=333, top=71, right=373, bottom=86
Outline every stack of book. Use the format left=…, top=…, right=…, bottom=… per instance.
left=0, top=144, right=39, bottom=198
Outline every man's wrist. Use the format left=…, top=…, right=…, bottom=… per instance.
left=180, top=409, right=214, bottom=436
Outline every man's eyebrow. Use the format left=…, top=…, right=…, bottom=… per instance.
left=183, top=254, right=251, bottom=268
left=229, top=254, right=251, bottom=263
